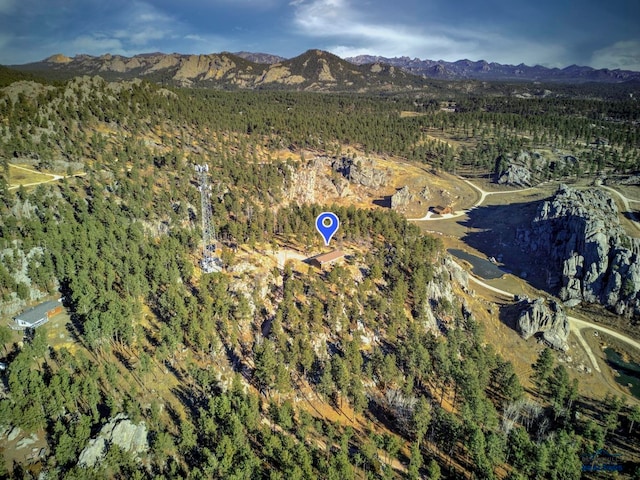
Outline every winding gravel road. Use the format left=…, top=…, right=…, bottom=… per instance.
left=600, top=185, right=640, bottom=232
left=408, top=178, right=535, bottom=221
left=467, top=271, right=639, bottom=374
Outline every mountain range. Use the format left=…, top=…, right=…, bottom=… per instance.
left=12, top=50, right=424, bottom=91
left=9, top=49, right=640, bottom=90
left=345, top=55, right=640, bottom=83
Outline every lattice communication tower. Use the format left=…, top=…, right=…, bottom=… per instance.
left=195, top=164, right=222, bottom=273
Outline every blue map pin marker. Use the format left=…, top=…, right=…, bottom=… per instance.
left=316, top=212, right=340, bottom=246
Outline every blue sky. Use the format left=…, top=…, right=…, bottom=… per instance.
left=1, top=0, right=639, bottom=70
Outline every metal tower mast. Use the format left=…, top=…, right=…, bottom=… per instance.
left=195, top=164, right=221, bottom=273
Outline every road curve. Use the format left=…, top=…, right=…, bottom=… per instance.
left=568, top=318, right=602, bottom=373
left=408, top=178, right=535, bottom=222
left=463, top=267, right=640, bottom=374
left=600, top=185, right=640, bottom=232
left=570, top=316, right=640, bottom=352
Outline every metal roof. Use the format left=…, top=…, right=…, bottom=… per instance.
left=15, top=300, right=61, bottom=325
left=312, top=250, right=346, bottom=264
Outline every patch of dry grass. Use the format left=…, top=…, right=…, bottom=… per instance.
left=7, top=164, right=55, bottom=187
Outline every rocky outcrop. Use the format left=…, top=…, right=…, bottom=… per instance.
left=493, top=150, right=582, bottom=186
left=496, top=164, right=531, bottom=187
left=391, top=185, right=412, bottom=209
left=332, top=157, right=389, bottom=188
left=605, top=174, right=640, bottom=186
left=44, top=53, right=72, bottom=64
left=517, top=185, right=640, bottom=315
left=420, top=257, right=469, bottom=331
left=78, top=414, right=148, bottom=467
left=516, top=297, right=570, bottom=351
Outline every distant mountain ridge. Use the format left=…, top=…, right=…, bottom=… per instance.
left=233, top=51, right=286, bottom=64
left=9, top=49, right=640, bottom=89
left=345, top=55, right=640, bottom=83
left=12, top=50, right=425, bottom=91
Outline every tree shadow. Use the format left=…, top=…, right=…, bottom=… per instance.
left=114, top=349, right=134, bottom=371
left=142, top=325, right=160, bottom=348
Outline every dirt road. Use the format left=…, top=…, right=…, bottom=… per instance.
left=408, top=179, right=535, bottom=221
left=8, top=163, right=86, bottom=190
left=464, top=267, right=640, bottom=375
left=600, top=185, right=640, bottom=232
left=272, top=248, right=308, bottom=269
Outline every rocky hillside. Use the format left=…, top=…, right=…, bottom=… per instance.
left=12, top=50, right=425, bottom=91
left=517, top=184, right=640, bottom=316
left=346, top=55, right=640, bottom=84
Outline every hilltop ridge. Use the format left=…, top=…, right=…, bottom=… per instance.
left=12, top=49, right=424, bottom=91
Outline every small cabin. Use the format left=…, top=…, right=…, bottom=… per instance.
left=309, top=250, right=346, bottom=269
left=432, top=205, right=453, bottom=215
left=13, top=300, right=63, bottom=330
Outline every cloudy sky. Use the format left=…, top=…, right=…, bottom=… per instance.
left=0, top=0, right=639, bottom=70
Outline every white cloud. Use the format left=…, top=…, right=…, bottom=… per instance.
left=111, top=1, right=178, bottom=47
left=63, top=1, right=227, bottom=57
left=293, top=0, right=468, bottom=57
left=70, top=35, right=124, bottom=53
left=591, top=40, right=640, bottom=71
left=291, top=0, right=569, bottom=66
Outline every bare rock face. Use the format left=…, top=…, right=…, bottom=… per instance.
left=420, top=257, right=469, bottom=332
left=517, top=184, right=640, bottom=316
left=516, top=297, right=570, bottom=351
left=78, top=414, right=148, bottom=468
left=605, top=174, right=640, bottom=186
left=496, top=164, right=531, bottom=187
left=391, top=185, right=412, bottom=209
left=332, top=156, right=389, bottom=188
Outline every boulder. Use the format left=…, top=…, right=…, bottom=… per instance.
left=78, top=438, right=107, bottom=468
left=78, top=414, right=148, bottom=468
left=390, top=185, right=412, bottom=209
left=497, top=164, right=531, bottom=187
left=16, top=433, right=38, bottom=450
left=516, top=297, right=570, bottom=351
left=8, top=426, right=22, bottom=441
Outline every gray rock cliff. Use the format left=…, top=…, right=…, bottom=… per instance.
left=517, top=185, right=640, bottom=315
left=332, top=156, right=389, bottom=188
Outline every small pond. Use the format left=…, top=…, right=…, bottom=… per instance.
left=448, top=249, right=505, bottom=280
left=604, top=347, right=640, bottom=400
